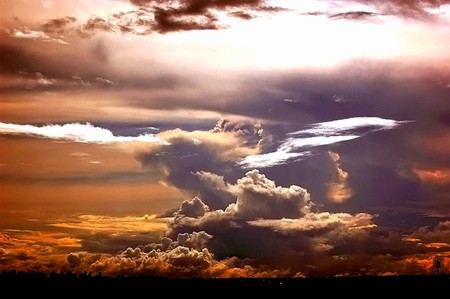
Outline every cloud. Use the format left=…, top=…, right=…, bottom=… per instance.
left=4, top=26, right=69, bottom=44
left=313, top=1, right=450, bottom=21
left=237, top=150, right=310, bottom=170
left=239, top=117, right=408, bottom=169
left=152, top=8, right=219, bottom=33
left=329, top=11, right=382, bottom=21
left=136, top=119, right=269, bottom=209
left=362, top=0, right=450, bottom=19
left=289, top=117, right=407, bottom=136
left=413, top=168, right=450, bottom=185
left=175, top=197, right=210, bottom=218
left=228, top=11, right=254, bottom=20
left=67, top=252, right=85, bottom=267
left=0, top=122, right=166, bottom=144
left=226, top=170, right=312, bottom=220
left=327, top=151, right=354, bottom=203
left=0, top=230, right=81, bottom=272
left=405, top=221, right=450, bottom=248
left=41, top=16, right=77, bottom=36
left=51, top=214, right=169, bottom=235
left=50, top=0, right=279, bottom=37
left=249, top=212, right=375, bottom=235
left=167, top=170, right=378, bottom=274
left=86, top=231, right=289, bottom=277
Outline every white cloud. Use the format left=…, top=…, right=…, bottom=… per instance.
left=239, top=117, right=408, bottom=168
left=238, top=150, right=309, bottom=169
left=7, top=26, right=69, bottom=44
left=289, top=117, right=406, bottom=136
left=0, top=122, right=167, bottom=144
left=175, top=197, right=210, bottom=218
left=248, top=212, right=375, bottom=233
left=226, top=170, right=312, bottom=220
left=281, top=135, right=360, bottom=150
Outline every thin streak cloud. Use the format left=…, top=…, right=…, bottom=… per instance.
left=239, top=117, right=408, bottom=169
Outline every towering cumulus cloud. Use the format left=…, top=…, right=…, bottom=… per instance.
left=86, top=170, right=376, bottom=276
left=327, top=151, right=354, bottom=203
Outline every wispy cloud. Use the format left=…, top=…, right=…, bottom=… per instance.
left=5, top=26, right=69, bottom=44
left=239, top=117, right=409, bottom=168
left=51, top=214, right=169, bottom=234
left=289, top=117, right=406, bottom=137
left=0, top=122, right=166, bottom=144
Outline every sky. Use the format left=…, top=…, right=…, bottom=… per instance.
left=0, top=0, right=450, bottom=277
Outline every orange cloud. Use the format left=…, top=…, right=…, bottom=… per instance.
left=0, top=230, right=81, bottom=272
left=413, top=168, right=450, bottom=185
left=327, top=151, right=354, bottom=203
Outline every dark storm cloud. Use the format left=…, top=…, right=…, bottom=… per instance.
left=127, top=0, right=268, bottom=33
left=74, top=0, right=280, bottom=36
left=41, top=16, right=77, bottom=35
left=152, top=8, right=219, bottom=33
left=362, top=0, right=450, bottom=19
left=329, top=11, right=382, bottom=20
left=228, top=11, right=254, bottom=20
left=302, top=0, right=450, bottom=22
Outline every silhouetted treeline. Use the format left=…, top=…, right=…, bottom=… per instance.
left=0, top=270, right=448, bottom=295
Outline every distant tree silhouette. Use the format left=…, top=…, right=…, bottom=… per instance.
left=435, top=258, right=441, bottom=274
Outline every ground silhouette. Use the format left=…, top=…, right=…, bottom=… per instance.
left=0, top=270, right=448, bottom=295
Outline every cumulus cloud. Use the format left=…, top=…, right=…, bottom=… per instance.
left=175, top=197, right=210, bottom=218
left=227, top=170, right=312, bottom=219
left=327, top=151, right=354, bottom=203
left=136, top=119, right=270, bottom=209
left=0, top=122, right=165, bottom=144
left=239, top=117, right=408, bottom=168
left=166, top=170, right=378, bottom=274
left=50, top=170, right=379, bottom=276
left=67, top=252, right=85, bottom=267
left=0, top=230, right=81, bottom=272
left=404, top=221, right=450, bottom=249
left=85, top=231, right=288, bottom=277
